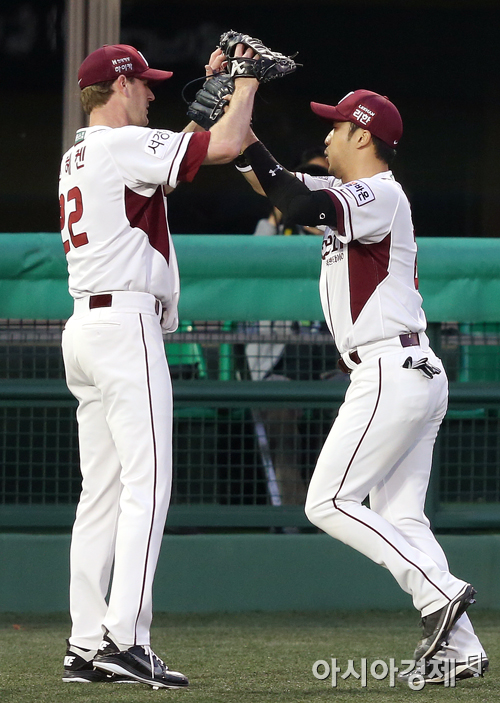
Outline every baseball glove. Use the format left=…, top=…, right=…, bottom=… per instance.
left=219, top=30, right=298, bottom=83
left=186, top=73, right=235, bottom=130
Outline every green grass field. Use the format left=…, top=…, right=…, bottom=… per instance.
left=0, top=610, right=497, bottom=703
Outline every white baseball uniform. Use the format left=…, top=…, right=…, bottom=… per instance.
left=59, top=125, right=210, bottom=649
left=301, top=171, right=485, bottom=659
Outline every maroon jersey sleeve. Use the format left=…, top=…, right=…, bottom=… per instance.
left=178, top=131, right=211, bottom=182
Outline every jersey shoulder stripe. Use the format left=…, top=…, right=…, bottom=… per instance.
left=324, top=188, right=354, bottom=241
left=178, top=131, right=210, bottom=182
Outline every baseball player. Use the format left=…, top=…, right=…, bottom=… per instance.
left=235, top=90, right=488, bottom=685
left=59, top=42, right=259, bottom=688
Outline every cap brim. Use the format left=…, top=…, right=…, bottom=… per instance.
left=141, top=68, right=173, bottom=85
left=310, top=102, right=345, bottom=122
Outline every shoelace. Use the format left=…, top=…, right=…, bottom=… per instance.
left=141, top=646, right=167, bottom=674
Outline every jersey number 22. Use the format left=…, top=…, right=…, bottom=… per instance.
left=60, top=187, right=88, bottom=254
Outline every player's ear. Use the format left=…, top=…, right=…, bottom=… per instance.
left=115, top=74, right=129, bottom=96
left=357, top=129, right=372, bottom=149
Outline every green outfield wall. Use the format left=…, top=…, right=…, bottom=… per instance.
left=1, top=533, right=499, bottom=613
left=1, top=233, right=500, bottom=321
left=1, top=234, right=500, bottom=614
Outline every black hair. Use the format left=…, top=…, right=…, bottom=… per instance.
left=372, top=135, right=397, bottom=166
left=347, top=122, right=397, bottom=166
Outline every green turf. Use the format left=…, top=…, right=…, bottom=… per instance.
left=0, top=610, right=497, bottom=702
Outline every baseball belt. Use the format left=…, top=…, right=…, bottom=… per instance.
left=338, top=333, right=420, bottom=374
left=89, top=293, right=161, bottom=315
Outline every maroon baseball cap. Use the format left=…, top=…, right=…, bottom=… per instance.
left=310, top=90, right=402, bottom=147
left=78, top=44, right=173, bottom=90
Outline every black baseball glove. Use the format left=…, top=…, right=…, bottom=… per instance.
left=186, top=73, right=235, bottom=130
left=219, top=30, right=298, bottom=83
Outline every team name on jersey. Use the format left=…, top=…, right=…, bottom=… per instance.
left=343, top=180, right=375, bottom=207
left=322, top=232, right=344, bottom=264
left=145, top=131, right=171, bottom=159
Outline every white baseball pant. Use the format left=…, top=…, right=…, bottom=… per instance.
left=305, top=335, right=485, bottom=657
left=62, top=291, right=172, bottom=649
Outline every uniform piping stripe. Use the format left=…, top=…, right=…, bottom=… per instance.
left=332, top=188, right=354, bottom=242
left=325, top=190, right=347, bottom=238
left=134, top=313, right=159, bottom=644
left=166, top=133, right=187, bottom=186
left=332, top=358, right=451, bottom=603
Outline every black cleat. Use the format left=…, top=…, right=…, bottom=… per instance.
left=414, top=584, right=477, bottom=662
left=398, top=655, right=489, bottom=685
left=93, top=633, right=189, bottom=689
left=62, top=640, right=137, bottom=683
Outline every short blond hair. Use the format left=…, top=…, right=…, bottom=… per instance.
left=80, top=80, right=116, bottom=115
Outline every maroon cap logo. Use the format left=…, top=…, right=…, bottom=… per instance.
left=351, top=104, right=375, bottom=127
left=111, top=56, right=134, bottom=76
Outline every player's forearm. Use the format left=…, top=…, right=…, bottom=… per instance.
left=204, top=79, right=258, bottom=164
left=235, top=128, right=265, bottom=195
left=242, top=168, right=266, bottom=195
left=243, top=141, right=337, bottom=227
left=234, top=150, right=266, bottom=195
left=242, top=127, right=259, bottom=152
left=183, top=121, right=205, bottom=133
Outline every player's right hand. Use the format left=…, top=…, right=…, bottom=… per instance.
left=233, top=44, right=259, bottom=60
left=205, top=48, right=227, bottom=77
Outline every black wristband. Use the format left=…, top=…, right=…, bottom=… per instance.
left=234, top=152, right=252, bottom=172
